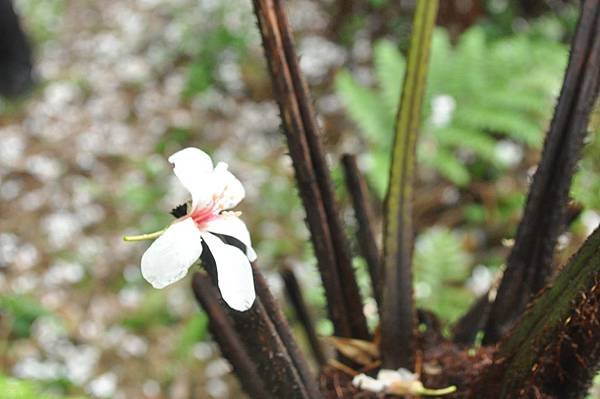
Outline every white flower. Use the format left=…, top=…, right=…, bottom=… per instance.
left=129, top=147, right=257, bottom=311
left=352, top=368, right=456, bottom=396
left=352, top=368, right=418, bottom=394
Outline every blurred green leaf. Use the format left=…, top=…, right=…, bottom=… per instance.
left=336, top=25, right=568, bottom=189
left=0, top=374, right=86, bottom=399
left=413, top=228, right=472, bottom=322
left=121, top=290, right=178, bottom=332
left=0, top=295, right=50, bottom=339
left=174, top=313, right=208, bottom=359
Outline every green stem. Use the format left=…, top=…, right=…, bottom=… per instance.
left=381, top=0, right=439, bottom=369
left=419, top=385, right=457, bottom=396
left=123, top=229, right=165, bottom=241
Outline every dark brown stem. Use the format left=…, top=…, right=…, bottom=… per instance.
left=192, top=270, right=313, bottom=399
left=484, top=1, right=600, bottom=344
left=252, top=264, right=322, bottom=398
left=341, top=154, right=383, bottom=308
left=271, top=1, right=369, bottom=341
left=252, top=0, right=369, bottom=339
left=455, top=200, right=586, bottom=346
left=191, top=273, right=272, bottom=399
left=281, top=266, right=328, bottom=366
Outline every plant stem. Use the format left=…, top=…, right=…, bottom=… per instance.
left=192, top=268, right=314, bottom=399
left=191, top=273, right=272, bottom=399
left=123, top=229, right=165, bottom=241
left=282, top=266, right=327, bottom=366
left=381, top=0, right=438, bottom=370
left=474, top=226, right=600, bottom=398
left=251, top=0, right=363, bottom=339
left=252, top=264, right=322, bottom=398
left=341, top=154, right=383, bottom=309
left=270, top=1, right=370, bottom=340
left=484, top=1, right=600, bottom=344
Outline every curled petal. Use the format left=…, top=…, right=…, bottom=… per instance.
left=212, top=162, right=245, bottom=210
left=204, top=213, right=257, bottom=261
left=201, top=232, right=255, bottom=311
left=141, top=218, right=203, bottom=288
left=169, top=147, right=214, bottom=210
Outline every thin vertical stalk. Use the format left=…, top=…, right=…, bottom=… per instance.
left=271, top=1, right=370, bottom=341
left=252, top=0, right=370, bottom=339
left=282, top=267, right=327, bottom=366
left=381, top=0, right=438, bottom=370
left=341, top=154, right=383, bottom=308
left=484, top=1, right=600, bottom=344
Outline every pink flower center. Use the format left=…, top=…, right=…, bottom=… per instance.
left=190, top=191, right=227, bottom=228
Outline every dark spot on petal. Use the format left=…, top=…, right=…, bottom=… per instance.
left=170, top=203, right=187, bottom=218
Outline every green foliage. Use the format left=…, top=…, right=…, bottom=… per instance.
left=14, top=0, right=65, bottom=43
left=174, top=313, right=209, bottom=360
left=0, top=295, right=50, bottom=339
left=336, top=26, right=568, bottom=197
left=120, top=291, right=178, bottom=332
left=179, top=3, right=252, bottom=98
left=572, top=107, right=600, bottom=210
left=413, top=228, right=472, bottom=322
left=184, top=25, right=247, bottom=97
left=0, top=374, right=86, bottom=399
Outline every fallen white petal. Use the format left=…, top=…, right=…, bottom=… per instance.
left=352, top=374, right=385, bottom=393
left=201, top=232, right=255, bottom=311
left=168, top=147, right=214, bottom=210
left=377, top=368, right=418, bottom=385
left=141, top=218, right=203, bottom=288
left=204, top=213, right=257, bottom=261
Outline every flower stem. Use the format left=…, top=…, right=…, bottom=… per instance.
left=123, top=229, right=165, bottom=241
left=418, top=385, right=457, bottom=396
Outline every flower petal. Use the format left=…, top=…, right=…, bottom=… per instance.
left=352, top=374, right=385, bottom=393
left=204, top=213, right=257, bottom=261
left=201, top=232, right=255, bottom=311
left=212, top=162, right=245, bottom=210
left=168, top=147, right=214, bottom=210
left=141, top=218, right=202, bottom=288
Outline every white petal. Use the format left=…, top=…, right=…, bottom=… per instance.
left=141, top=218, right=203, bottom=288
left=212, top=162, right=245, bottom=210
left=168, top=147, right=214, bottom=210
left=204, top=214, right=257, bottom=261
left=377, top=368, right=417, bottom=386
left=201, top=232, right=255, bottom=311
left=352, top=374, right=385, bottom=393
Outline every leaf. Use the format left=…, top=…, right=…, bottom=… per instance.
left=326, top=336, right=379, bottom=365
left=335, top=71, right=393, bottom=141
left=374, top=40, right=405, bottom=113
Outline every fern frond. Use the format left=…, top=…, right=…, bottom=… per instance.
left=374, top=40, right=405, bottom=114
left=454, top=106, right=542, bottom=147
left=335, top=71, right=392, bottom=141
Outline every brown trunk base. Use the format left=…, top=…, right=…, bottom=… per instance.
left=318, top=340, right=495, bottom=398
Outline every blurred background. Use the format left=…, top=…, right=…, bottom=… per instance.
left=0, top=0, right=598, bottom=398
